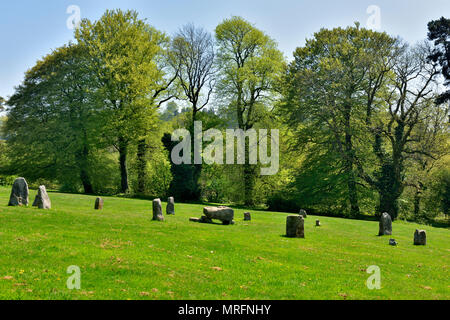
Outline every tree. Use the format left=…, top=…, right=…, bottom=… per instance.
left=428, top=17, right=450, bottom=104
left=169, top=23, right=216, bottom=199
left=0, top=97, right=5, bottom=112
left=358, top=43, right=444, bottom=219
left=215, top=16, right=285, bottom=206
left=281, top=25, right=398, bottom=217
left=76, top=9, right=167, bottom=193
left=4, top=44, right=104, bottom=192
left=171, top=24, right=215, bottom=123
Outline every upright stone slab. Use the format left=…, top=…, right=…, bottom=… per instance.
left=8, top=177, right=29, bottom=206
left=203, top=206, right=234, bottom=225
left=286, top=215, right=305, bottom=238
left=95, top=197, right=104, bottom=210
left=166, top=197, right=175, bottom=215
left=316, top=220, right=321, bottom=227
left=244, top=212, right=251, bottom=221
left=32, top=185, right=51, bottom=209
left=414, top=230, right=427, bottom=246
left=152, top=199, right=164, bottom=221
left=378, top=212, right=392, bottom=236
left=299, top=209, right=307, bottom=218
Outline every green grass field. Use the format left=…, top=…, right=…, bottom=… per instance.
left=0, top=186, right=448, bottom=300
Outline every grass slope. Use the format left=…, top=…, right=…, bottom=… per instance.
left=0, top=186, right=448, bottom=300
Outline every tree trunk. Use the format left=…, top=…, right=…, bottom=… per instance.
left=136, top=139, right=148, bottom=195
left=190, top=109, right=202, bottom=200
left=343, top=103, right=360, bottom=217
left=243, top=163, right=257, bottom=207
left=78, top=131, right=93, bottom=194
left=378, top=191, right=399, bottom=219
left=118, top=136, right=129, bottom=193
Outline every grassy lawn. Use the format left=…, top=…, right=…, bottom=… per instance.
left=0, top=186, right=448, bottom=300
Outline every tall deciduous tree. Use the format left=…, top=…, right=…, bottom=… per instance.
left=358, top=42, right=444, bottom=219
left=76, top=9, right=166, bottom=193
left=169, top=23, right=216, bottom=199
left=5, top=44, right=102, bottom=192
left=282, top=25, right=399, bottom=217
left=215, top=16, right=285, bottom=206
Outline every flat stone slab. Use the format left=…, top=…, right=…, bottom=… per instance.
left=203, top=206, right=234, bottom=224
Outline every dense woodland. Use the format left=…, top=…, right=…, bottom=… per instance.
left=0, top=10, right=448, bottom=223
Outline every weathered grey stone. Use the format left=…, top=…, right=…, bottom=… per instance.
left=166, top=197, right=175, bottom=215
left=203, top=206, right=234, bottom=224
left=34, top=186, right=51, bottom=209
left=8, top=177, right=29, bottom=206
left=152, top=199, right=164, bottom=221
left=316, top=220, right=321, bottom=227
left=389, top=239, right=398, bottom=246
left=189, top=217, right=201, bottom=223
left=299, top=209, right=307, bottom=218
left=244, top=212, right=251, bottom=221
left=32, top=185, right=51, bottom=209
left=95, top=197, right=103, bottom=210
left=414, top=230, right=427, bottom=246
left=286, top=215, right=305, bottom=238
left=379, top=212, right=392, bottom=236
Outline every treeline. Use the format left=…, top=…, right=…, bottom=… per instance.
left=0, top=10, right=448, bottom=222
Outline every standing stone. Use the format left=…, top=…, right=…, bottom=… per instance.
left=32, top=185, right=51, bottom=209
left=244, top=212, right=251, bottom=221
left=299, top=209, right=307, bottom=218
left=8, top=177, right=29, bottom=206
left=152, top=199, right=164, bottom=221
left=203, top=206, right=234, bottom=225
left=166, top=197, right=175, bottom=215
left=316, top=220, right=321, bottom=227
left=286, top=215, right=305, bottom=238
left=378, top=212, right=392, bottom=236
left=414, top=230, right=427, bottom=246
left=95, top=197, right=104, bottom=210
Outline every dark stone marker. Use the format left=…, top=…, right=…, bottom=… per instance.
left=316, top=220, right=321, bottom=227
left=286, top=215, right=305, bottom=238
left=95, top=197, right=104, bottom=210
left=244, top=212, right=251, bottom=221
left=379, top=212, right=392, bottom=236
left=152, top=199, right=164, bottom=221
left=166, top=197, right=175, bottom=215
left=32, top=185, right=51, bottom=209
left=389, top=239, right=398, bottom=246
left=8, top=177, right=29, bottom=206
left=414, top=230, right=427, bottom=246
left=299, top=209, right=307, bottom=218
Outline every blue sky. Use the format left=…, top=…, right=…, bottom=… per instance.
left=0, top=0, right=449, bottom=99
